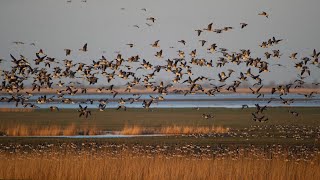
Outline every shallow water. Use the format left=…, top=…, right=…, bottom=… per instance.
left=2, top=134, right=168, bottom=138
left=0, top=93, right=319, bottom=109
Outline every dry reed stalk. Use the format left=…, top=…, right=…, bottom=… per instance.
left=0, top=124, right=101, bottom=136
left=0, top=108, right=34, bottom=112
left=120, top=125, right=144, bottom=135
left=87, top=126, right=99, bottom=135
left=63, top=124, right=78, bottom=136
left=120, top=125, right=230, bottom=135
left=0, top=152, right=319, bottom=180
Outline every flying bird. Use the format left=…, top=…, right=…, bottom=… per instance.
left=78, top=105, right=91, bottom=118
left=151, top=40, right=160, bottom=48
left=258, top=11, right=269, bottom=18
left=178, top=40, right=186, bottom=45
left=126, top=43, right=134, bottom=48
left=195, top=29, right=203, bottom=36
left=79, top=43, right=88, bottom=52
left=203, top=23, right=213, bottom=31
left=240, top=23, right=248, bottom=29
left=64, top=49, right=71, bottom=56
left=146, top=17, right=156, bottom=23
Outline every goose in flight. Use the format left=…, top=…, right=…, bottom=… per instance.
left=178, top=40, right=186, bottom=45
left=301, top=66, right=310, bottom=76
left=240, top=23, right=248, bottom=29
left=199, top=40, right=206, bottom=47
left=98, top=103, right=106, bottom=111
left=207, top=44, right=217, bottom=53
left=146, top=17, right=156, bottom=23
left=126, top=43, right=134, bottom=48
left=238, top=72, right=247, bottom=81
left=258, top=11, right=269, bottom=18
left=214, top=29, right=223, bottom=33
left=195, top=29, right=203, bottom=36
left=218, top=72, right=229, bottom=82
left=36, top=49, right=45, bottom=56
left=151, top=40, right=160, bottom=48
left=280, top=97, right=294, bottom=105
left=298, top=92, right=316, bottom=98
left=203, top=23, right=213, bottom=31
left=128, top=96, right=141, bottom=104
left=78, top=105, right=91, bottom=118
left=249, top=85, right=263, bottom=95
left=34, top=53, right=47, bottom=65
left=155, top=50, right=163, bottom=58
left=143, top=99, right=153, bottom=109
left=223, top=26, right=233, bottom=32
left=251, top=113, right=268, bottom=122
left=254, top=104, right=267, bottom=114
left=116, top=98, right=126, bottom=111
left=190, top=49, right=197, bottom=58
left=79, top=43, right=88, bottom=52
left=12, top=41, right=25, bottom=45
left=312, top=49, right=320, bottom=58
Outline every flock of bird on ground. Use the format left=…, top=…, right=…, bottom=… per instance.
left=1, top=141, right=318, bottom=162
left=0, top=7, right=319, bottom=121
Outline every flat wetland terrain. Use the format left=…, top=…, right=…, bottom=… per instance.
left=0, top=107, right=319, bottom=144
left=1, top=107, right=320, bottom=129
left=1, top=107, right=320, bottom=179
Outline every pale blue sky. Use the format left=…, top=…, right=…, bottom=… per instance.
left=0, top=0, right=319, bottom=86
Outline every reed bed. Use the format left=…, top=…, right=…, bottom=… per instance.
left=0, top=152, right=319, bottom=180
left=0, top=108, right=35, bottom=112
left=120, top=125, right=230, bottom=135
left=0, top=124, right=229, bottom=136
left=0, top=124, right=100, bottom=136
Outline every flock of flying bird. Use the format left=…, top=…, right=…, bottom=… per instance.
left=0, top=8, right=319, bottom=121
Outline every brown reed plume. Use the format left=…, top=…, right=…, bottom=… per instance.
left=0, top=124, right=100, bottom=136
left=0, top=151, right=319, bottom=180
left=120, top=125, right=230, bottom=135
